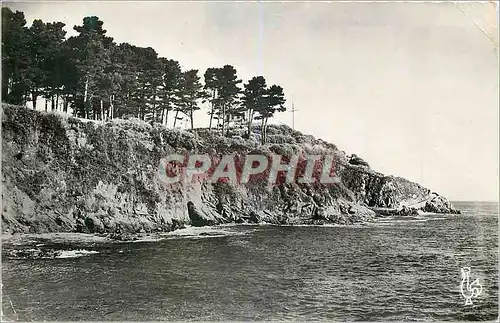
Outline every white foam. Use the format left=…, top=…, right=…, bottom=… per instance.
left=132, top=236, right=164, bottom=243
left=55, top=249, right=99, bottom=259
left=368, top=217, right=434, bottom=228
left=164, top=226, right=242, bottom=239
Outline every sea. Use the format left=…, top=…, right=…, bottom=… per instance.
left=1, top=201, right=498, bottom=321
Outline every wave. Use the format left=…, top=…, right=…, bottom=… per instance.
left=222, top=222, right=372, bottom=228
left=264, top=223, right=370, bottom=228
left=55, top=249, right=99, bottom=259
left=368, top=218, right=430, bottom=226
left=130, top=236, right=164, bottom=243
left=4, top=248, right=99, bottom=260
left=164, top=225, right=245, bottom=239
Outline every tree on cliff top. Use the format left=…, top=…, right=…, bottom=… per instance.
left=177, top=69, right=204, bottom=130
left=131, top=46, right=162, bottom=121
left=204, top=67, right=221, bottom=131
left=255, top=84, right=286, bottom=144
left=241, top=78, right=287, bottom=144
left=203, top=65, right=242, bottom=135
left=70, top=16, right=113, bottom=119
left=108, top=42, right=140, bottom=119
left=2, top=7, right=30, bottom=105
left=27, top=20, right=67, bottom=111
left=1, top=7, right=289, bottom=131
left=158, top=58, right=183, bottom=126
left=241, top=76, right=267, bottom=139
left=217, top=65, right=242, bottom=136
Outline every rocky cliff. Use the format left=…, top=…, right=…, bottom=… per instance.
left=1, top=104, right=459, bottom=238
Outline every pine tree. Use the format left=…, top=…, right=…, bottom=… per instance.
left=1, top=8, right=290, bottom=134
left=158, top=58, right=182, bottom=126
left=203, top=67, right=221, bottom=131
left=109, top=42, right=140, bottom=118
left=257, top=84, right=286, bottom=144
left=218, top=65, right=242, bottom=136
left=177, top=69, right=203, bottom=129
left=36, top=21, right=67, bottom=111
left=241, top=76, right=267, bottom=139
left=203, top=65, right=241, bottom=135
left=2, top=7, right=31, bottom=105
left=70, top=16, right=113, bottom=119
left=131, top=46, right=161, bottom=121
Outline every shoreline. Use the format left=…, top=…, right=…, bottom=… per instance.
left=1, top=211, right=459, bottom=248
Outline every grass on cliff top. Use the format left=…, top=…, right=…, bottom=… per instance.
left=1, top=103, right=345, bottom=159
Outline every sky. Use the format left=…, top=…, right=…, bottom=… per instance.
left=5, top=1, right=499, bottom=201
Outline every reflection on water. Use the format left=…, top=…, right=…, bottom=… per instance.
left=2, top=201, right=497, bottom=321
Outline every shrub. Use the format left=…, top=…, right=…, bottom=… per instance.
left=266, top=134, right=297, bottom=144
left=268, top=143, right=301, bottom=156
left=162, top=128, right=197, bottom=150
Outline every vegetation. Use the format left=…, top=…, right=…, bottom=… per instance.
left=1, top=7, right=287, bottom=143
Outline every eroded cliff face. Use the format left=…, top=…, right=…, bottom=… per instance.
left=1, top=105, right=459, bottom=237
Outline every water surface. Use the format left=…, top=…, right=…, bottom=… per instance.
left=2, top=201, right=497, bottom=321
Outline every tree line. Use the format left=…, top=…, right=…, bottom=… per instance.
left=1, top=7, right=287, bottom=142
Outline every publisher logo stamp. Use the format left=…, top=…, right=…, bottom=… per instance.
left=460, top=267, right=483, bottom=306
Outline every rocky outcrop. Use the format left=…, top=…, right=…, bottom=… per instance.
left=1, top=104, right=460, bottom=238
left=423, top=194, right=461, bottom=214
left=348, top=154, right=370, bottom=167
left=187, top=201, right=216, bottom=227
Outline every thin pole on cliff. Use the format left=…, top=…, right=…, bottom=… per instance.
left=290, top=101, right=298, bottom=130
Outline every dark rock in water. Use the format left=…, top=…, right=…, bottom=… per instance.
left=171, top=218, right=185, bottom=231
left=424, top=201, right=460, bottom=214
left=4, top=248, right=57, bottom=259
left=109, top=232, right=136, bottom=241
left=312, top=208, right=327, bottom=220
left=424, top=201, right=440, bottom=213
left=75, top=218, right=86, bottom=233
left=248, top=211, right=260, bottom=224
left=423, top=196, right=461, bottom=214
left=187, top=201, right=213, bottom=227
left=276, top=214, right=288, bottom=225
left=397, top=206, right=420, bottom=216
left=83, top=216, right=105, bottom=233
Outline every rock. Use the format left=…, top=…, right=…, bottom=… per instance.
left=83, top=215, right=105, bottom=233
left=187, top=201, right=213, bottom=227
left=343, top=204, right=376, bottom=222
left=216, top=200, right=224, bottom=215
left=109, top=232, right=135, bottom=241
left=171, top=218, right=185, bottom=231
left=4, top=248, right=59, bottom=260
left=348, top=154, right=370, bottom=167
left=75, top=218, right=86, bottom=233
left=423, top=197, right=461, bottom=214
left=397, top=206, right=419, bottom=216
left=312, top=206, right=327, bottom=220
left=248, top=211, right=260, bottom=224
